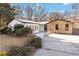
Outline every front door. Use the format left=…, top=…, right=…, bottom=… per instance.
left=54, top=24, right=59, bottom=33
left=44, top=24, right=47, bottom=31
left=72, top=29, right=79, bottom=35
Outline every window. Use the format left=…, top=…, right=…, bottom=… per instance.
left=65, top=24, right=69, bottom=30
left=35, top=26, right=37, bottom=30
left=34, top=26, right=36, bottom=30
left=36, top=26, right=38, bottom=30
left=55, top=24, right=59, bottom=30
left=65, top=24, right=69, bottom=28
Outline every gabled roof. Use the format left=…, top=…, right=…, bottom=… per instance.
left=16, top=18, right=49, bottom=24
left=48, top=18, right=73, bottom=24
left=8, top=18, right=49, bottom=28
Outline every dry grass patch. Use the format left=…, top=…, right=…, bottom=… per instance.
left=0, top=34, right=28, bottom=51
left=0, top=34, right=42, bottom=56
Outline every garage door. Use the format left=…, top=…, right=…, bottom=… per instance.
left=72, top=29, right=79, bottom=35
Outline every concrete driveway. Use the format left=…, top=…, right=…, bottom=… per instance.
left=34, top=32, right=79, bottom=56
left=49, top=34, right=79, bottom=43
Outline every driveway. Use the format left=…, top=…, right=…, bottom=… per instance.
left=48, top=34, right=79, bottom=43
left=34, top=32, right=79, bottom=56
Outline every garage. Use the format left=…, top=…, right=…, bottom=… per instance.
left=72, top=29, right=79, bottom=35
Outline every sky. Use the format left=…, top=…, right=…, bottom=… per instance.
left=39, top=3, right=72, bottom=12
left=11, top=3, right=73, bottom=16
left=12, top=3, right=72, bottom=12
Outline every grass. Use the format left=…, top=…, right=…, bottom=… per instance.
left=0, top=34, right=28, bottom=51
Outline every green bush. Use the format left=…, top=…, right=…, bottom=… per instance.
left=14, top=27, right=32, bottom=36
left=14, top=27, right=27, bottom=36
left=25, top=27, right=32, bottom=33
left=8, top=46, right=32, bottom=56
left=14, top=24, right=24, bottom=31
left=30, top=37, right=42, bottom=48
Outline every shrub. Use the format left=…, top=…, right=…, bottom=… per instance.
left=8, top=46, right=32, bottom=56
left=14, top=24, right=24, bottom=31
left=0, top=27, right=8, bottom=34
left=30, top=37, right=42, bottom=48
left=7, top=27, right=12, bottom=34
left=0, top=51, right=7, bottom=56
left=14, top=27, right=27, bottom=36
left=0, top=27, right=13, bottom=34
left=14, top=27, right=32, bottom=36
left=25, top=27, right=32, bottom=33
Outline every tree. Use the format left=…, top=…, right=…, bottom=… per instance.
left=11, top=4, right=23, bottom=19
left=49, top=11, right=63, bottom=20
left=71, top=3, right=79, bottom=18
left=25, top=3, right=34, bottom=20
left=72, top=3, right=79, bottom=10
left=0, top=3, right=15, bottom=29
left=34, top=5, right=47, bottom=21
left=63, top=11, right=70, bottom=19
left=25, top=3, right=48, bottom=21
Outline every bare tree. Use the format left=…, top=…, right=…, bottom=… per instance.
left=49, top=11, right=63, bottom=20
left=25, top=3, right=35, bottom=20
left=72, top=3, right=79, bottom=10
left=71, top=3, right=79, bottom=18
left=63, top=11, right=70, bottom=19
left=34, top=5, right=47, bottom=21
left=25, top=3, right=48, bottom=21
left=12, top=4, right=23, bottom=19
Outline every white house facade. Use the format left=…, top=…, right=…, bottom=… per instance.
left=8, top=18, right=48, bottom=33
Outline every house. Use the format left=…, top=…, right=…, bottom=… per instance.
left=72, top=17, right=79, bottom=35
left=8, top=18, right=48, bottom=33
left=47, top=18, right=79, bottom=34
left=47, top=19, right=73, bottom=34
